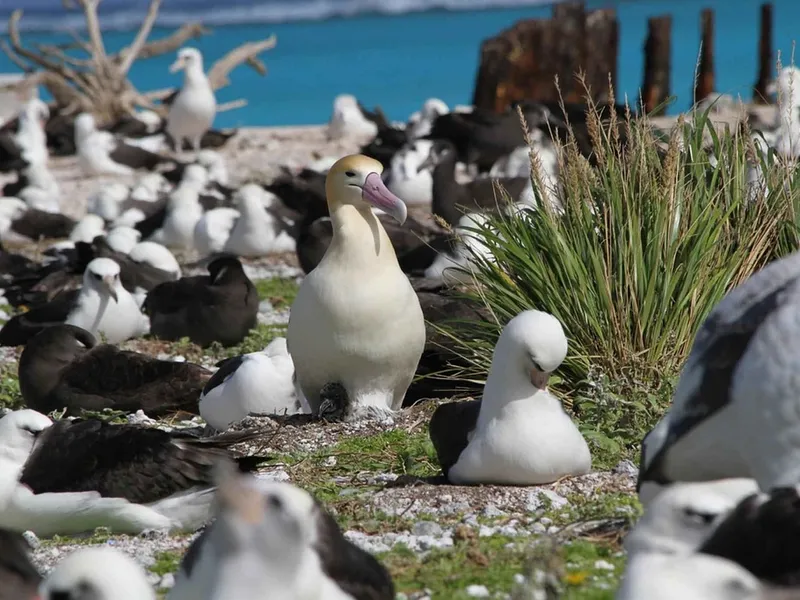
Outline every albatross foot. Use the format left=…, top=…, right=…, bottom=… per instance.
left=317, top=382, right=349, bottom=422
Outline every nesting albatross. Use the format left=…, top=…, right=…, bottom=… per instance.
left=167, top=47, right=217, bottom=154
left=287, top=154, right=426, bottom=421
left=18, top=324, right=211, bottom=417
left=143, top=255, right=257, bottom=347
left=430, top=310, right=591, bottom=484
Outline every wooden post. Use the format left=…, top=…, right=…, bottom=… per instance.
left=693, top=8, right=715, bottom=104
left=753, top=3, right=773, bottom=103
left=551, top=2, right=587, bottom=104
left=584, top=8, right=619, bottom=104
left=642, top=15, right=672, bottom=115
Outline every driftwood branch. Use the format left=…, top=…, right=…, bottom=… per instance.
left=217, top=99, right=247, bottom=112
left=75, top=0, right=107, bottom=63
left=0, top=39, right=33, bottom=72
left=207, top=35, right=276, bottom=90
left=33, top=43, right=93, bottom=67
left=118, top=0, right=162, bottom=74
left=135, top=23, right=210, bottom=60
left=6, top=10, right=75, bottom=77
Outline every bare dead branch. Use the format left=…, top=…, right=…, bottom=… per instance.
left=142, top=87, right=176, bottom=101
left=207, top=35, right=276, bottom=90
left=136, top=23, right=210, bottom=60
left=66, top=30, right=94, bottom=54
left=0, top=40, right=34, bottom=72
left=118, top=0, right=162, bottom=74
left=75, top=0, right=107, bottom=63
left=33, top=43, right=93, bottom=67
left=216, top=99, right=247, bottom=112
left=6, top=10, right=78, bottom=80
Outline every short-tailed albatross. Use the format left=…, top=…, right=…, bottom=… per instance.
left=637, top=249, right=800, bottom=493
left=0, top=409, right=263, bottom=536
left=18, top=324, right=210, bottom=417
left=287, top=154, right=426, bottom=421
left=430, top=310, right=591, bottom=485
left=168, top=463, right=394, bottom=600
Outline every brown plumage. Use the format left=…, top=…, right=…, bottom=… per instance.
left=18, top=324, right=211, bottom=417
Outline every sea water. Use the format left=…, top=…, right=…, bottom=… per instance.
left=0, top=0, right=798, bottom=128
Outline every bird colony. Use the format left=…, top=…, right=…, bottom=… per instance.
left=0, top=46, right=799, bottom=600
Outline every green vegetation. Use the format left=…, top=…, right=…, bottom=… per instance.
left=0, top=363, right=22, bottom=409
left=441, top=101, right=800, bottom=465
left=254, top=276, right=300, bottom=308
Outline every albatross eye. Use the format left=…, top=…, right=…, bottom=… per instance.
left=266, top=494, right=284, bottom=511
left=682, top=506, right=717, bottom=525
left=344, top=171, right=356, bottom=178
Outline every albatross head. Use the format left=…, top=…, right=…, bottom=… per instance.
left=213, top=464, right=318, bottom=563
left=20, top=98, right=49, bottom=127
left=170, top=47, right=204, bottom=74
left=326, top=154, right=408, bottom=224
left=495, top=310, right=568, bottom=391
left=39, top=547, right=155, bottom=600
left=84, top=257, right=122, bottom=303
left=0, top=409, right=52, bottom=466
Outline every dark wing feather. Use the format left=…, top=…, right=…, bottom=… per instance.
left=143, top=276, right=210, bottom=316
left=313, top=506, right=395, bottom=600
left=202, top=355, right=244, bottom=396
left=92, top=236, right=174, bottom=292
left=19, top=419, right=245, bottom=503
left=0, top=289, right=78, bottom=346
left=55, top=344, right=210, bottom=416
left=699, top=488, right=800, bottom=585
left=429, top=399, right=481, bottom=478
left=109, top=141, right=173, bottom=171
left=640, top=265, right=800, bottom=485
left=11, top=209, right=76, bottom=240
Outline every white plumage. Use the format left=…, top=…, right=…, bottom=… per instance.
left=65, top=258, right=149, bottom=343
left=14, top=98, right=49, bottom=166
left=200, top=337, right=299, bottom=431
left=129, top=241, right=182, bottom=279
left=166, top=47, right=217, bottom=153
left=149, top=165, right=208, bottom=250
left=69, top=214, right=106, bottom=243
left=106, top=226, right=143, bottom=254
left=40, top=547, right=155, bottom=600
left=74, top=112, right=135, bottom=176
left=223, top=184, right=295, bottom=256
left=424, top=212, right=494, bottom=286
left=387, top=140, right=435, bottom=206
left=288, top=155, right=425, bottom=421
left=17, top=161, right=61, bottom=213
left=406, top=98, right=448, bottom=140
left=194, top=207, right=241, bottom=257
left=448, top=310, right=591, bottom=485
left=326, top=94, right=377, bottom=140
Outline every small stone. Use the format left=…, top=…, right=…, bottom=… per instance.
left=526, top=489, right=569, bottom=512
left=546, top=525, right=560, bottom=534
left=322, top=456, right=337, bottom=467
left=465, top=584, right=490, bottom=597
left=22, top=531, right=39, bottom=549
left=594, top=560, right=615, bottom=571
left=172, top=355, right=186, bottom=363
left=462, top=514, right=479, bottom=527
left=513, top=573, right=526, bottom=585
left=160, top=573, right=176, bottom=589
left=531, top=523, right=546, bottom=534
left=411, top=521, right=442, bottom=537
left=482, top=504, right=506, bottom=518
left=612, top=460, right=638, bottom=477
left=255, top=469, right=290, bottom=483
left=539, top=517, right=552, bottom=526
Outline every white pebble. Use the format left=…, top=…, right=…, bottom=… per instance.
left=466, top=584, right=490, bottom=597
left=594, top=559, right=615, bottom=571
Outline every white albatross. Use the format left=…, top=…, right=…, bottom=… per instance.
left=326, top=94, right=378, bottom=140
left=199, top=337, right=300, bottom=431
left=287, top=154, right=425, bottom=421
left=432, top=310, right=591, bottom=485
left=39, top=547, right=155, bottom=600
left=14, top=98, right=49, bottom=167
left=194, top=206, right=241, bottom=257
left=223, top=184, right=296, bottom=256
left=166, top=47, right=217, bottom=154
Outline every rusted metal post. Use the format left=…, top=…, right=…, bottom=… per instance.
left=693, top=9, right=715, bottom=103
left=642, top=15, right=672, bottom=115
left=753, top=3, right=773, bottom=103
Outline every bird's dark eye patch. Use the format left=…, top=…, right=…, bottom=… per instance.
left=344, top=171, right=356, bottom=178
left=682, top=507, right=717, bottom=525
left=92, top=272, right=102, bottom=280
left=266, top=494, right=283, bottom=511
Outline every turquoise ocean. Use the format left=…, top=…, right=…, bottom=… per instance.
left=0, top=0, right=798, bottom=128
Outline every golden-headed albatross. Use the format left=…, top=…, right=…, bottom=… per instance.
left=287, top=154, right=425, bottom=421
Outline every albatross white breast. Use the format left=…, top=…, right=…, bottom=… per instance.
left=432, top=310, right=591, bottom=485
left=166, top=47, right=217, bottom=154
left=287, top=154, right=425, bottom=421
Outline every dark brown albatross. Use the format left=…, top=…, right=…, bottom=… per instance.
left=18, top=325, right=211, bottom=416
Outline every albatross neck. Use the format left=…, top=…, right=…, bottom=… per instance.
left=184, top=66, right=210, bottom=88
left=326, top=203, right=398, bottom=268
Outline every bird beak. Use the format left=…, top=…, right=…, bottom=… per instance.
left=530, top=368, right=549, bottom=390
left=102, top=275, right=118, bottom=303
left=169, top=58, right=184, bottom=74
left=362, top=172, right=407, bottom=224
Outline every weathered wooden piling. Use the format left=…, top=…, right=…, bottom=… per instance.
left=471, top=1, right=618, bottom=113
left=641, top=15, right=672, bottom=115
left=753, top=2, right=774, bottom=103
left=694, top=8, right=715, bottom=103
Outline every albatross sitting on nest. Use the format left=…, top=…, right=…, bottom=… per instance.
left=287, top=154, right=425, bottom=421
left=429, top=310, right=591, bottom=485
left=166, top=47, right=217, bottom=154
left=0, top=409, right=264, bottom=537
